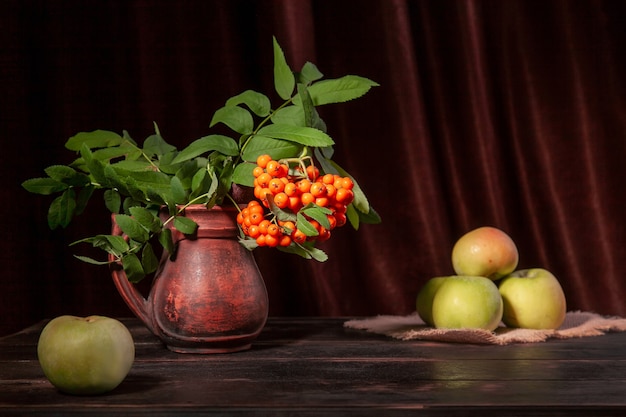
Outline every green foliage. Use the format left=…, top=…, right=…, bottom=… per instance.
left=22, top=37, right=381, bottom=282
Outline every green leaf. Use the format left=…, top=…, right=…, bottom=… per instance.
left=91, top=143, right=136, bottom=162
left=277, top=242, right=328, bottom=262
left=225, top=90, right=271, bottom=117
left=80, top=144, right=108, bottom=186
left=232, top=162, right=256, bottom=187
left=270, top=105, right=305, bottom=127
left=301, top=204, right=332, bottom=229
left=238, top=237, right=259, bottom=251
left=129, top=206, right=162, bottom=233
left=170, top=176, right=187, bottom=204
left=122, top=197, right=142, bottom=214
left=241, top=134, right=302, bottom=162
left=191, top=168, right=209, bottom=196
left=303, top=245, right=329, bottom=262
left=110, top=160, right=154, bottom=172
left=204, top=168, right=221, bottom=207
left=75, top=185, right=95, bottom=215
left=103, top=189, right=121, bottom=213
left=73, top=255, right=111, bottom=266
left=273, top=36, right=295, bottom=100
left=114, top=214, right=150, bottom=243
left=346, top=204, right=360, bottom=230
left=122, top=176, right=147, bottom=203
left=47, top=189, right=76, bottom=229
left=171, top=135, right=239, bottom=164
left=103, top=235, right=130, bottom=254
left=257, top=124, right=334, bottom=147
left=209, top=106, right=254, bottom=135
left=174, top=216, right=198, bottom=235
left=296, top=212, right=319, bottom=237
left=143, top=134, right=176, bottom=157
left=65, top=130, right=124, bottom=151
left=44, top=165, right=90, bottom=187
left=22, top=177, right=68, bottom=195
left=357, top=204, right=382, bottom=224
left=122, top=253, right=145, bottom=283
left=297, top=84, right=314, bottom=128
left=307, top=75, right=379, bottom=106
left=298, top=61, right=324, bottom=84
left=141, top=243, right=159, bottom=275
left=158, top=228, right=175, bottom=256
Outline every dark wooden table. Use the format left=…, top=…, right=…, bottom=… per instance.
left=1, top=317, right=626, bottom=416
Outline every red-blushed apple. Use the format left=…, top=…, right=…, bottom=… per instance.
left=416, top=276, right=447, bottom=326
left=451, top=226, right=519, bottom=281
left=431, top=275, right=503, bottom=331
left=37, top=315, right=135, bottom=395
left=498, top=268, right=567, bottom=329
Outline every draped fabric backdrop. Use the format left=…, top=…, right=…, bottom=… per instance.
left=1, top=0, right=625, bottom=336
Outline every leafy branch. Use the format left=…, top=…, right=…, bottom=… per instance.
left=22, top=36, right=381, bottom=282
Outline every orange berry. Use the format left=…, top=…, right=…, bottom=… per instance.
left=292, top=229, right=307, bottom=244
left=236, top=212, right=244, bottom=224
left=308, top=220, right=320, bottom=231
left=267, top=223, right=280, bottom=236
left=335, top=188, right=354, bottom=204
left=268, top=178, right=285, bottom=194
left=256, top=234, right=267, bottom=246
left=248, top=211, right=263, bottom=225
left=256, top=154, right=272, bottom=169
left=278, top=235, right=292, bottom=247
left=325, top=184, right=337, bottom=199
left=335, top=212, right=347, bottom=227
left=256, top=173, right=272, bottom=188
left=253, top=166, right=265, bottom=178
left=273, top=192, right=289, bottom=209
left=333, top=203, right=347, bottom=214
left=318, top=227, right=331, bottom=242
left=247, top=225, right=260, bottom=238
left=284, top=182, right=297, bottom=197
left=281, top=221, right=296, bottom=233
left=258, top=220, right=271, bottom=234
left=306, top=165, right=319, bottom=181
left=288, top=196, right=302, bottom=211
left=248, top=204, right=264, bottom=215
left=300, top=192, right=315, bottom=206
left=254, top=185, right=264, bottom=200
left=296, top=179, right=311, bottom=194
left=341, top=177, right=354, bottom=190
left=266, top=160, right=282, bottom=177
left=315, top=197, right=329, bottom=207
left=310, top=182, right=327, bottom=198
left=322, top=173, right=335, bottom=184
left=327, top=215, right=337, bottom=230
left=264, top=234, right=279, bottom=247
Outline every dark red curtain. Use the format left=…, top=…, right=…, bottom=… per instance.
left=2, top=0, right=625, bottom=336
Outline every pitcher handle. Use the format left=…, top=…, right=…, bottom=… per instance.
left=109, top=214, right=155, bottom=334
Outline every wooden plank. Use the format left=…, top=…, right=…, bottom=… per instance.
left=1, top=318, right=626, bottom=416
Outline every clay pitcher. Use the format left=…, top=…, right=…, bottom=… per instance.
left=110, top=204, right=269, bottom=354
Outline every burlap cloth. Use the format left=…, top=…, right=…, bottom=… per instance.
left=344, top=311, right=626, bottom=345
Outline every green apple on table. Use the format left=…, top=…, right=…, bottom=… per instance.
left=451, top=226, right=519, bottom=280
left=498, top=268, right=567, bottom=329
left=417, top=275, right=504, bottom=331
left=37, top=315, right=135, bottom=395
left=415, top=276, right=447, bottom=327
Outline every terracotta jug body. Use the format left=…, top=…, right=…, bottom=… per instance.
left=110, top=205, right=269, bottom=353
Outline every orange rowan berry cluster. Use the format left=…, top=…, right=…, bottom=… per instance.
left=235, top=154, right=355, bottom=248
